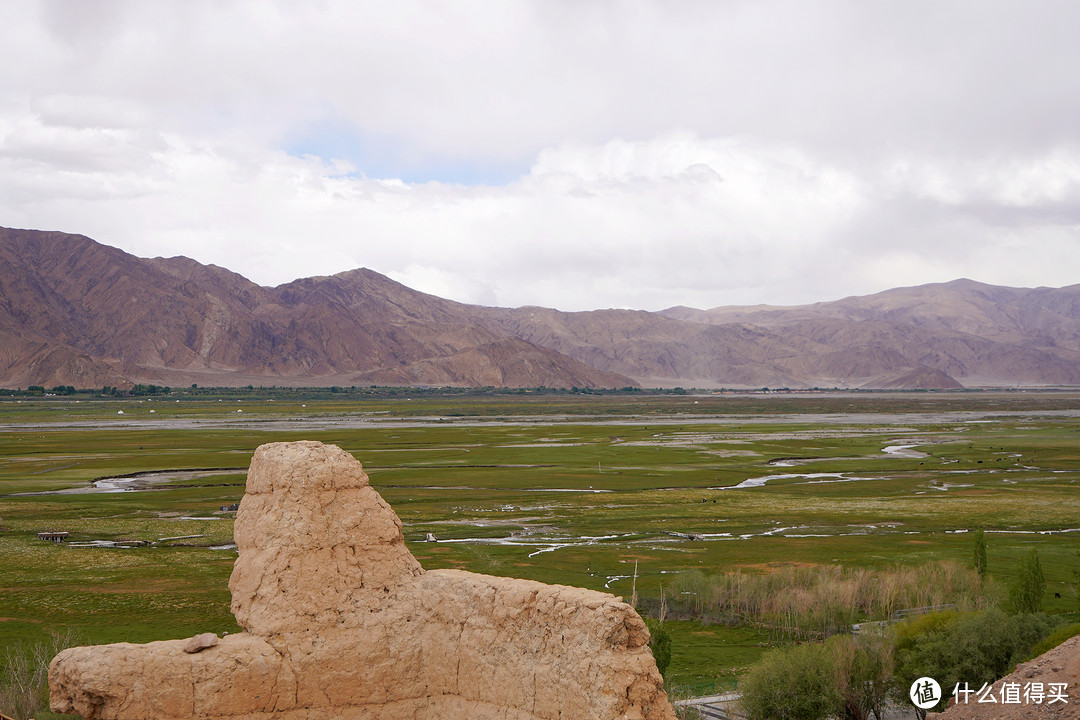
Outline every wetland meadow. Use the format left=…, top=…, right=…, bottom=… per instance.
left=2, top=388, right=1079, bottom=701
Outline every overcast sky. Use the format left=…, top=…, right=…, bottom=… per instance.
left=2, top=1, right=1079, bottom=311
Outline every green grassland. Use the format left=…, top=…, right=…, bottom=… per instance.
left=2, top=389, right=1079, bottom=695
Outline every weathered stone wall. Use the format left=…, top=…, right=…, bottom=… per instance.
left=50, top=441, right=676, bottom=720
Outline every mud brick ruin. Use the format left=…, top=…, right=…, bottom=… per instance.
left=50, top=441, right=675, bottom=720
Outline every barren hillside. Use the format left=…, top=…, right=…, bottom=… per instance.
left=3, top=226, right=1079, bottom=390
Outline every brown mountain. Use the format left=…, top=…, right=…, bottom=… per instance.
left=2, top=226, right=1078, bottom=390
left=0, top=228, right=632, bottom=390
left=656, top=279, right=1080, bottom=387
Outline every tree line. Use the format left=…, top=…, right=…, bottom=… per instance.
left=661, top=561, right=996, bottom=642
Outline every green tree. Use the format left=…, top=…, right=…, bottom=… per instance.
left=891, top=611, right=956, bottom=718
left=973, top=529, right=987, bottom=577
left=740, top=642, right=839, bottom=720
left=829, top=634, right=893, bottom=720
left=1010, top=549, right=1045, bottom=614
left=1071, top=550, right=1080, bottom=615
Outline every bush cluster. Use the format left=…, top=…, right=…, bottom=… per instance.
left=738, top=608, right=1063, bottom=720
left=739, top=633, right=892, bottom=720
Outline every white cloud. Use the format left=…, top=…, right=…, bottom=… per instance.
left=885, top=148, right=1080, bottom=209
left=31, top=94, right=154, bottom=130
left=2, top=1, right=1080, bottom=311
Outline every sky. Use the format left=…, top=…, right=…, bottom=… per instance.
left=2, top=0, right=1079, bottom=312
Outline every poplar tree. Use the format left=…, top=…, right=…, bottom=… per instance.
left=973, top=529, right=987, bottom=577
left=1009, top=548, right=1045, bottom=614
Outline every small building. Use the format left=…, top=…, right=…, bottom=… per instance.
left=219, top=503, right=240, bottom=512
left=38, top=531, right=70, bottom=542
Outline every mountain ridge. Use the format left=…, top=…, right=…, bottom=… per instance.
left=2, top=226, right=1079, bottom=390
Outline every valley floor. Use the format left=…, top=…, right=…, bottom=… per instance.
left=1, top=389, right=1078, bottom=691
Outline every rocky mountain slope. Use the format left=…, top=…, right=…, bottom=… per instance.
left=2, top=226, right=1079, bottom=389
left=658, top=279, right=1080, bottom=387
left=0, top=228, right=632, bottom=389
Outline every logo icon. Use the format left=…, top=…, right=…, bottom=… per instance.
left=910, top=677, right=942, bottom=710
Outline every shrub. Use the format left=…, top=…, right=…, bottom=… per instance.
left=739, top=633, right=892, bottom=720
left=739, top=642, right=839, bottom=720
left=891, top=608, right=1059, bottom=714
left=1023, top=622, right=1080, bottom=662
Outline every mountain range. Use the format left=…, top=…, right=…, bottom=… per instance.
left=2, top=226, right=1079, bottom=390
